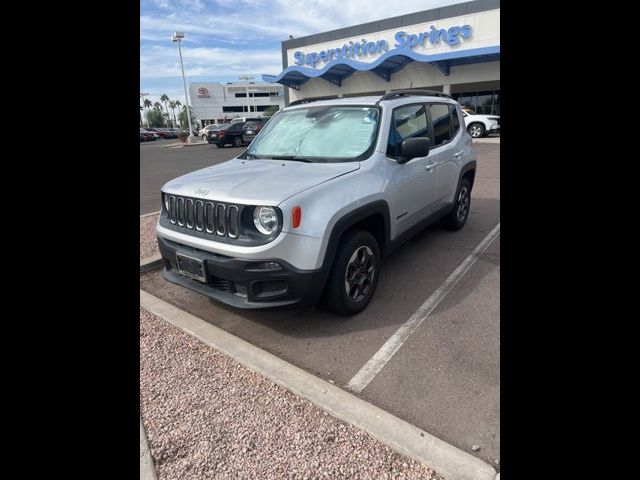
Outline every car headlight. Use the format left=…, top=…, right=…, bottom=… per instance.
left=253, top=206, right=279, bottom=235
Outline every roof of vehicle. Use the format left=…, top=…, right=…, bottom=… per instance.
left=283, top=91, right=456, bottom=111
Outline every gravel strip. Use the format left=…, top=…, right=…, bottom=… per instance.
left=140, top=308, right=442, bottom=480
left=140, top=213, right=160, bottom=260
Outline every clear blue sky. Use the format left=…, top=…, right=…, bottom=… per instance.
left=140, top=0, right=467, bottom=104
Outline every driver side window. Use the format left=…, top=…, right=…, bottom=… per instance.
left=387, top=104, right=428, bottom=158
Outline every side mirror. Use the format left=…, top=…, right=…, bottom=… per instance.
left=397, top=137, right=430, bottom=164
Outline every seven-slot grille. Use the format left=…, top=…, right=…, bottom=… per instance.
left=166, top=195, right=239, bottom=239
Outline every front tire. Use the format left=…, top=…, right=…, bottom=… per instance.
left=467, top=123, right=485, bottom=138
left=442, top=178, right=471, bottom=230
left=202, top=134, right=208, bottom=142
left=324, top=230, right=381, bottom=316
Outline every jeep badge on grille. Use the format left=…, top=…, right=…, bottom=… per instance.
left=195, top=188, right=209, bottom=196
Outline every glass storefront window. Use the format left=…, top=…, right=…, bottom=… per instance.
left=453, top=90, right=500, bottom=116
left=476, top=92, right=494, bottom=115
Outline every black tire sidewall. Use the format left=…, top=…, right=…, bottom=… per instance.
left=443, top=178, right=471, bottom=230
left=325, top=230, right=381, bottom=315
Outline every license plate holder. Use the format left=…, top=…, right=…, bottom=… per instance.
left=175, top=253, right=207, bottom=282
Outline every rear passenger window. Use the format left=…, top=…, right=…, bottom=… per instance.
left=429, top=104, right=452, bottom=146
left=387, top=104, right=428, bottom=157
left=450, top=105, right=460, bottom=138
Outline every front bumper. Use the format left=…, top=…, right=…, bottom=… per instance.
left=157, top=236, right=327, bottom=309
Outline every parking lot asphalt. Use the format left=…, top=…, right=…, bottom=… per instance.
left=139, top=143, right=500, bottom=466
left=140, top=142, right=245, bottom=214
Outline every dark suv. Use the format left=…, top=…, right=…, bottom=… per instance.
left=209, top=122, right=245, bottom=147
left=242, top=119, right=268, bottom=144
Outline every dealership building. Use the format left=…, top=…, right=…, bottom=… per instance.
left=263, top=0, right=499, bottom=115
left=188, top=81, right=285, bottom=126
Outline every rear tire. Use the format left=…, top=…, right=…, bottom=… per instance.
left=202, top=134, right=207, bottom=142
left=324, top=230, right=381, bottom=316
left=441, top=178, right=471, bottom=231
left=233, top=136, right=242, bottom=147
left=216, top=143, right=225, bottom=148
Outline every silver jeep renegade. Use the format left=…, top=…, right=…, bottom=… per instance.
left=156, top=90, right=476, bottom=315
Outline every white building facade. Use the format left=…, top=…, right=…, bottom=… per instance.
left=263, top=0, right=499, bottom=115
left=188, top=82, right=285, bottom=126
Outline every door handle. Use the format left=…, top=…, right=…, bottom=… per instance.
left=425, top=162, right=436, bottom=171
left=453, top=151, right=464, bottom=158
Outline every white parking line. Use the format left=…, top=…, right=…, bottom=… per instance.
left=346, top=222, right=501, bottom=393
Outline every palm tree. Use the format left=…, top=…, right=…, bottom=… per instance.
left=168, top=101, right=177, bottom=128
left=143, top=98, right=153, bottom=127
left=174, top=100, right=182, bottom=128
left=140, top=105, right=143, bottom=126
left=160, top=94, right=170, bottom=119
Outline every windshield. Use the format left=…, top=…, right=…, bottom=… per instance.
left=244, top=105, right=380, bottom=162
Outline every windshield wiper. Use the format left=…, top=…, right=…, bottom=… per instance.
left=267, top=155, right=312, bottom=162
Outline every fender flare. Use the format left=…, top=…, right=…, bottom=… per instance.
left=320, top=200, right=391, bottom=274
left=457, top=160, right=477, bottom=191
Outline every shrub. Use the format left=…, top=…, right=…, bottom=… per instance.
left=177, top=131, right=189, bottom=143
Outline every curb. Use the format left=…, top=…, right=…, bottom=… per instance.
left=140, top=289, right=497, bottom=480
left=140, top=210, right=160, bottom=219
left=140, top=253, right=163, bottom=274
left=140, top=416, right=158, bottom=480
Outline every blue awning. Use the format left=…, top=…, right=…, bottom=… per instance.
left=263, top=46, right=500, bottom=89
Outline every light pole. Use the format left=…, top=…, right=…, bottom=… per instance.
left=172, top=31, right=195, bottom=140
left=239, top=74, right=253, bottom=115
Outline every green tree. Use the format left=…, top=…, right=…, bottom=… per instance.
left=263, top=104, right=280, bottom=117
left=146, top=108, right=166, bottom=127
left=178, top=105, right=197, bottom=132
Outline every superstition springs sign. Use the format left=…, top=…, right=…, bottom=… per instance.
left=293, top=24, right=473, bottom=68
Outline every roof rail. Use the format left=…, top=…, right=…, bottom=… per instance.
left=376, top=89, right=453, bottom=104
left=287, top=96, right=336, bottom=107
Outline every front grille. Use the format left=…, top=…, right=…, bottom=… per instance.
left=167, top=195, right=240, bottom=239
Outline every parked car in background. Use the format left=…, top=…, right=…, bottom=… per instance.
left=242, top=118, right=268, bottom=144
left=460, top=106, right=500, bottom=138
left=230, top=117, right=262, bottom=125
left=140, top=128, right=159, bottom=141
left=146, top=127, right=174, bottom=139
left=209, top=122, right=246, bottom=147
left=157, top=128, right=178, bottom=139
left=198, top=124, right=222, bottom=142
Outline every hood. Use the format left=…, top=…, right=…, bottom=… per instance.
left=162, top=158, right=360, bottom=205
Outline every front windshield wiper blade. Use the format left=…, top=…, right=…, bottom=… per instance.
left=266, top=155, right=312, bottom=162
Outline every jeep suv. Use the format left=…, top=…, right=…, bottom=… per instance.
left=157, top=90, right=476, bottom=315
